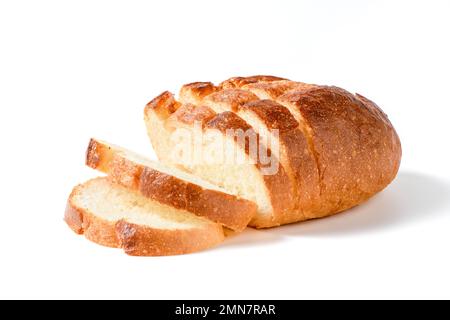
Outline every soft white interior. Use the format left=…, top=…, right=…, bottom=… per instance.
left=74, top=178, right=210, bottom=230
left=144, top=111, right=174, bottom=165
left=181, top=130, right=273, bottom=217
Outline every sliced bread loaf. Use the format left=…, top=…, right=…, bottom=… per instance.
left=144, top=76, right=401, bottom=227
left=144, top=93, right=295, bottom=228
left=64, top=177, right=224, bottom=256
left=179, top=86, right=321, bottom=222
left=85, top=138, right=256, bottom=231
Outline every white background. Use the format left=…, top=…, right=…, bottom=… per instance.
left=1, top=0, right=449, bottom=299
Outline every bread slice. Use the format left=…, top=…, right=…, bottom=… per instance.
left=85, top=138, right=256, bottom=231
left=64, top=177, right=224, bottom=256
left=144, top=93, right=294, bottom=228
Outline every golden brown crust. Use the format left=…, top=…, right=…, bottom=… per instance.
left=64, top=178, right=225, bottom=256
left=242, top=80, right=318, bottom=99
left=219, top=75, right=287, bottom=89
left=240, top=100, right=321, bottom=223
left=144, top=91, right=180, bottom=118
left=204, top=111, right=252, bottom=132
left=277, top=86, right=402, bottom=216
left=139, top=168, right=256, bottom=232
left=85, top=139, right=256, bottom=231
left=204, top=89, right=259, bottom=112
left=179, top=82, right=218, bottom=105
left=115, top=220, right=224, bottom=256
left=168, top=103, right=216, bottom=128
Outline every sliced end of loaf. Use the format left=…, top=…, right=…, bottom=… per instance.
left=144, top=91, right=181, bottom=165
left=145, top=96, right=294, bottom=227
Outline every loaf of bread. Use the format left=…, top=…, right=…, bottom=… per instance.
left=144, top=75, right=401, bottom=228
left=64, top=75, right=401, bottom=256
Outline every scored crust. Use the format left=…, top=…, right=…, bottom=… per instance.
left=175, top=85, right=298, bottom=226
left=241, top=80, right=318, bottom=100
left=85, top=138, right=256, bottom=231
left=179, top=82, right=218, bottom=105
left=177, top=86, right=320, bottom=224
left=219, top=75, right=287, bottom=89
left=177, top=86, right=320, bottom=223
left=203, top=89, right=259, bottom=112
left=64, top=178, right=225, bottom=256
left=239, top=100, right=321, bottom=222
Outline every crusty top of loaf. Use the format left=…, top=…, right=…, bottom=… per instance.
left=170, top=103, right=216, bottom=126
left=241, top=100, right=299, bottom=132
left=219, top=75, right=286, bottom=89
left=145, top=91, right=180, bottom=118
left=179, top=82, right=218, bottom=105
left=244, top=80, right=316, bottom=99
left=204, top=111, right=254, bottom=132
left=205, top=89, right=259, bottom=112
